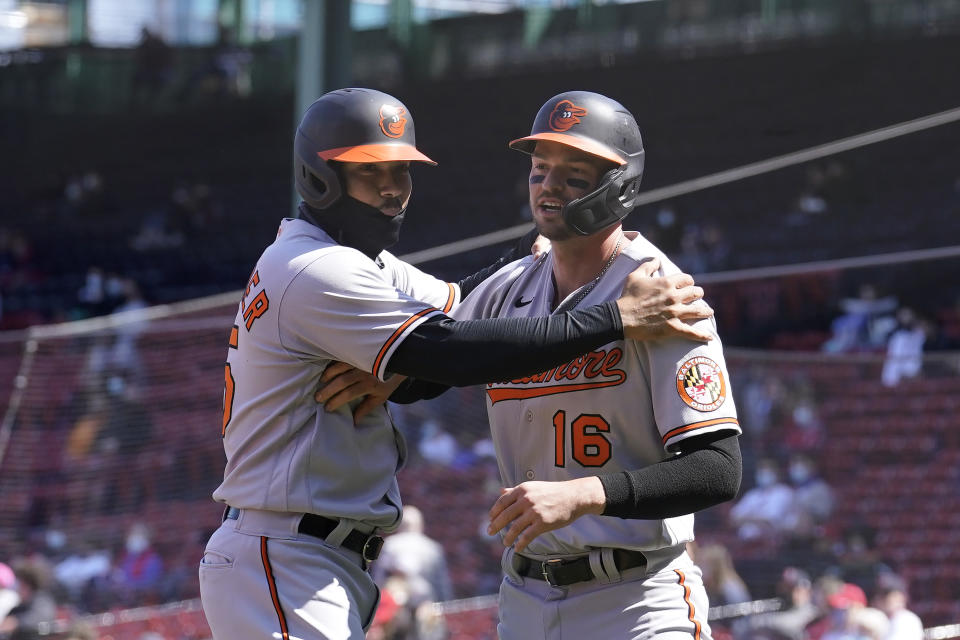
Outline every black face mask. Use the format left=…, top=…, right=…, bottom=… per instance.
left=298, top=197, right=405, bottom=261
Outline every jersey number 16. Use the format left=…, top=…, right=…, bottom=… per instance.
left=552, top=410, right=611, bottom=467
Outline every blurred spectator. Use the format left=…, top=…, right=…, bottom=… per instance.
left=157, top=528, right=207, bottom=603
left=651, top=203, right=684, bottom=255
left=0, top=228, right=35, bottom=290
left=61, top=170, right=108, bottom=218
left=750, top=567, right=820, bottom=640
left=80, top=277, right=150, bottom=381
left=129, top=203, right=185, bottom=251
left=822, top=285, right=898, bottom=353
left=131, top=27, right=173, bottom=105
left=176, top=25, right=251, bottom=103
left=367, top=578, right=412, bottom=640
left=873, top=573, right=923, bottom=640
left=676, top=222, right=732, bottom=273
left=784, top=453, right=835, bottom=539
left=373, top=505, right=453, bottom=607
left=61, top=388, right=113, bottom=515
left=881, top=307, right=927, bottom=387
left=0, top=561, right=57, bottom=640
left=816, top=582, right=870, bottom=640
left=789, top=161, right=854, bottom=225
left=52, top=536, right=111, bottom=608
left=168, top=181, right=222, bottom=233
left=104, top=278, right=150, bottom=377
left=835, top=526, right=892, bottom=597
left=848, top=607, right=891, bottom=640
left=417, top=420, right=458, bottom=467
left=76, top=267, right=108, bottom=317
left=739, top=370, right=787, bottom=438
left=0, top=562, right=19, bottom=620
left=75, top=269, right=131, bottom=320
left=729, top=457, right=795, bottom=542
left=781, top=398, right=826, bottom=455
left=696, top=543, right=752, bottom=638
left=697, top=543, right=751, bottom=606
left=110, top=523, right=164, bottom=606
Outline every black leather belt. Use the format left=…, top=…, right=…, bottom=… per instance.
left=513, top=549, right=647, bottom=587
left=224, top=507, right=384, bottom=565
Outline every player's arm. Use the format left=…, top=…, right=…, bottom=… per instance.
left=387, top=258, right=712, bottom=387
left=489, top=432, right=742, bottom=552
left=597, top=431, right=742, bottom=517
left=316, top=260, right=713, bottom=414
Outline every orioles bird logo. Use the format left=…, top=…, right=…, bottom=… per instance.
left=548, top=99, right=588, bottom=132
left=379, top=104, right=407, bottom=138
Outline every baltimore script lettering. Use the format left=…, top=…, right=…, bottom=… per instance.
left=485, top=347, right=627, bottom=404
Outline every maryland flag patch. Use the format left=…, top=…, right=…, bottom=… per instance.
left=676, top=356, right=726, bottom=412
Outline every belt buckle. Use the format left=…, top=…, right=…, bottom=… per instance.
left=540, top=558, right=564, bottom=587
left=362, top=535, right=384, bottom=564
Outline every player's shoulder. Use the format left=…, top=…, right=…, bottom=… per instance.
left=492, top=252, right=544, bottom=290
left=451, top=253, right=542, bottom=318
left=620, top=231, right=683, bottom=276
left=264, top=221, right=382, bottom=286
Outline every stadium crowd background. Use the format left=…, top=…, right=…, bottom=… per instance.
left=1, top=1, right=959, bottom=638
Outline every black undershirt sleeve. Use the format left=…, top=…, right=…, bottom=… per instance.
left=599, top=432, right=742, bottom=519
left=455, top=226, right=540, bottom=300
left=390, top=227, right=541, bottom=402
left=385, top=301, right=622, bottom=388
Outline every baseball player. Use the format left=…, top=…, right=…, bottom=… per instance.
left=199, top=87, right=716, bottom=640
left=320, top=91, right=743, bottom=639
left=463, top=91, right=742, bottom=640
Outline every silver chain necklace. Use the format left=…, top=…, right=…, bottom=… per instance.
left=566, top=233, right=625, bottom=309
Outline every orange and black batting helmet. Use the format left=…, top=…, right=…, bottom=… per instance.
left=293, top=88, right=436, bottom=209
left=511, top=91, right=645, bottom=236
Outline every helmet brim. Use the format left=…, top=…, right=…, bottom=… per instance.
left=509, top=132, right=625, bottom=166
left=319, top=143, right=437, bottom=165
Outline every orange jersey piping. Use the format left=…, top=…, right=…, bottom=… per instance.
left=442, top=283, right=457, bottom=313
left=661, top=418, right=740, bottom=446
left=372, top=308, right=437, bottom=378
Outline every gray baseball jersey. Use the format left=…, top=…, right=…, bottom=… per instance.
left=451, top=231, right=741, bottom=556
left=212, top=217, right=458, bottom=530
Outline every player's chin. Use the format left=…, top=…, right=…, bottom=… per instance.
left=534, top=218, right=575, bottom=242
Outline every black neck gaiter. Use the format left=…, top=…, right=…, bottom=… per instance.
left=298, top=198, right=405, bottom=261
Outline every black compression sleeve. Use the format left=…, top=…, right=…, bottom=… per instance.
left=385, top=301, right=623, bottom=386
left=599, top=433, right=742, bottom=519
left=389, top=377, right=450, bottom=404
left=456, top=226, right=540, bottom=300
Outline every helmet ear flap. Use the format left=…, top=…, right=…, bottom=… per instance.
left=614, top=149, right=644, bottom=210
left=294, top=129, right=342, bottom=209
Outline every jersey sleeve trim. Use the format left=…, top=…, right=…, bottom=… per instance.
left=662, top=418, right=741, bottom=447
left=442, top=283, right=458, bottom=313
left=372, top=307, right=441, bottom=380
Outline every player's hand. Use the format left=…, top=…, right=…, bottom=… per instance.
left=315, top=361, right=406, bottom=424
left=487, top=477, right=606, bottom=553
left=616, top=257, right=714, bottom=343
left=531, top=234, right=551, bottom=260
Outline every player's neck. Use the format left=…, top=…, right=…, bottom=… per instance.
left=551, top=227, right=626, bottom=303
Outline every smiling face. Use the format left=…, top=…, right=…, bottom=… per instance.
left=340, top=160, right=412, bottom=217
left=528, top=140, right=616, bottom=240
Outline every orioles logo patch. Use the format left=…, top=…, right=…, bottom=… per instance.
left=379, top=104, right=407, bottom=138
left=676, top=356, right=726, bottom=412
left=548, top=99, right=588, bottom=132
